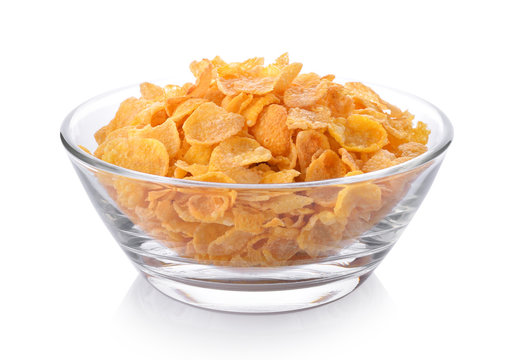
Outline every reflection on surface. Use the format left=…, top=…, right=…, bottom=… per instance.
left=113, top=274, right=396, bottom=356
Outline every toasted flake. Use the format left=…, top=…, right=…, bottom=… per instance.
left=223, top=92, right=254, bottom=113
left=183, top=102, right=244, bottom=145
left=339, top=148, right=359, bottom=171
left=241, top=93, right=280, bottom=127
left=283, top=73, right=330, bottom=107
left=397, top=142, right=427, bottom=158
left=252, top=104, right=291, bottom=156
left=334, top=183, right=382, bottom=220
left=260, top=194, right=313, bottom=214
left=183, top=144, right=213, bottom=165
left=208, top=229, right=253, bottom=257
left=193, top=223, right=230, bottom=255
left=170, top=98, right=208, bottom=126
left=344, top=82, right=389, bottom=112
left=286, top=107, right=332, bottom=130
left=209, top=136, right=272, bottom=171
left=140, top=82, right=164, bottom=101
left=188, top=193, right=231, bottom=222
left=329, top=114, right=388, bottom=153
left=362, top=150, right=396, bottom=172
left=101, top=137, right=169, bottom=176
left=273, top=62, right=303, bottom=94
left=261, top=169, right=300, bottom=184
left=174, top=160, right=208, bottom=176
left=232, top=205, right=268, bottom=234
left=296, top=130, right=330, bottom=171
left=297, top=211, right=345, bottom=257
left=305, top=150, right=346, bottom=181
left=129, top=118, right=180, bottom=160
left=186, top=172, right=235, bottom=183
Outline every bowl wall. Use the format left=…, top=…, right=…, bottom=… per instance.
left=62, top=80, right=451, bottom=312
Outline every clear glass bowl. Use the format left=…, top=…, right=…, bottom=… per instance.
left=60, top=80, right=453, bottom=313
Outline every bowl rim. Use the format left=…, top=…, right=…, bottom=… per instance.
left=60, top=79, right=453, bottom=189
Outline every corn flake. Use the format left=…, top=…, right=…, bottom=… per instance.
left=208, top=229, right=253, bottom=257
left=183, top=102, right=244, bottom=145
left=329, top=114, right=388, bottom=153
left=241, top=93, right=280, bottom=127
left=101, top=137, right=169, bottom=176
left=261, top=169, right=300, bottom=184
left=286, top=107, right=332, bottom=130
left=252, top=104, right=291, bottom=156
left=209, top=136, right=272, bottom=171
left=284, top=73, right=330, bottom=108
left=188, top=193, right=231, bottom=222
left=140, top=82, right=164, bottom=101
left=296, top=130, right=330, bottom=171
left=305, top=150, right=346, bottom=181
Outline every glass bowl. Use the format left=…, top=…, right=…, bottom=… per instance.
left=60, top=79, right=452, bottom=313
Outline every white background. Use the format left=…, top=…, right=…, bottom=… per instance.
left=1, top=1, right=508, bottom=359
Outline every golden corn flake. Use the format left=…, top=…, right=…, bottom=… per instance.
left=329, top=114, right=388, bottom=153
left=155, top=200, right=198, bottom=237
left=273, top=62, right=303, bottom=94
left=296, top=130, right=330, bottom=171
left=343, top=82, right=389, bottom=112
left=173, top=201, right=200, bottom=222
left=398, top=142, right=427, bottom=158
left=260, top=169, right=300, bottom=184
left=241, top=93, right=280, bottom=127
left=188, top=193, right=231, bottom=222
left=223, top=92, right=253, bottom=113
left=410, top=121, right=430, bottom=144
left=174, top=160, right=208, bottom=177
left=170, top=98, right=208, bottom=125
left=362, top=150, right=396, bottom=172
left=305, top=150, right=346, bottom=182
left=323, top=84, right=354, bottom=118
left=208, top=229, right=253, bottom=257
left=187, top=63, right=213, bottom=98
left=284, top=73, right=330, bottom=108
left=209, top=136, right=272, bottom=171
left=129, top=118, right=180, bottom=160
left=183, top=102, right=244, bottom=145
left=297, top=211, right=345, bottom=257
left=193, top=223, right=230, bottom=255
left=263, top=231, right=300, bottom=263
left=187, top=172, right=235, bottom=183
left=262, top=218, right=285, bottom=228
left=183, top=144, right=213, bottom=165
left=334, top=183, right=382, bottom=220
left=233, top=205, right=268, bottom=234
left=286, top=107, right=331, bottom=130
left=306, top=187, right=342, bottom=207
left=94, top=97, right=149, bottom=144
left=101, top=137, right=169, bottom=176
left=131, top=102, right=167, bottom=127
left=140, top=82, right=164, bottom=101
left=269, top=141, right=298, bottom=170
left=251, top=104, right=291, bottom=156
left=338, top=148, right=359, bottom=172
left=259, top=194, right=313, bottom=214
left=189, top=59, right=213, bottom=78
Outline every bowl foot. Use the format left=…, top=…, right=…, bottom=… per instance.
left=141, top=271, right=373, bottom=313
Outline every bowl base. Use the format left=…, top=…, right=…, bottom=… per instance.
left=141, top=271, right=373, bottom=313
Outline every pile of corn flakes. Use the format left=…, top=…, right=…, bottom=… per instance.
left=87, top=54, right=430, bottom=266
